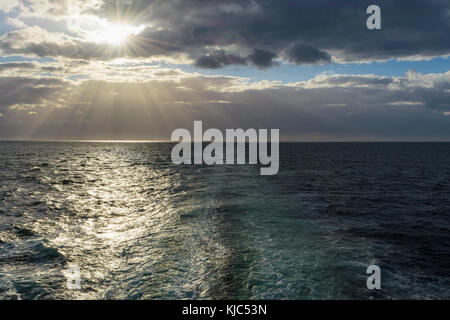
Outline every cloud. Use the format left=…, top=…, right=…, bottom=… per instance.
left=195, top=48, right=277, bottom=69
left=304, top=74, right=394, bottom=88
left=0, top=62, right=36, bottom=71
left=0, top=0, right=19, bottom=13
left=16, top=0, right=101, bottom=18
left=248, top=49, right=277, bottom=69
left=195, top=50, right=247, bottom=69
left=0, top=1, right=448, bottom=140
left=0, top=77, right=68, bottom=113
left=0, top=25, right=124, bottom=60
left=1, top=71, right=449, bottom=140
left=119, top=0, right=450, bottom=66
left=286, top=43, right=331, bottom=65
left=0, top=0, right=448, bottom=68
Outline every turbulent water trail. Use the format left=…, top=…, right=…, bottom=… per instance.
left=0, top=142, right=449, bottom=299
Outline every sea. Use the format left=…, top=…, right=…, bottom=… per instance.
left=0, top=142, right=449, bottom=299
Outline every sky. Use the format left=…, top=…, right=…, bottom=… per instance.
left=0, top=0, right=449, bottom=141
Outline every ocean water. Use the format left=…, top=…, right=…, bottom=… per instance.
left=0, top=142, right=449, bottom=300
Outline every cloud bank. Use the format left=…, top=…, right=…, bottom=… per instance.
left=1, top=71, right=449, bottom=140
left=0, top=0, right=449, bottom=67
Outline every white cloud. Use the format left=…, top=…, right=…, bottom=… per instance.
left=387, top=101, right=425, bottom=106
left=0, top=0, right=19, bottom=13
left=5, top=17, right=27, bottom=28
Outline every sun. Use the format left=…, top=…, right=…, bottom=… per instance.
left=90, top=21, right=144, bottom=46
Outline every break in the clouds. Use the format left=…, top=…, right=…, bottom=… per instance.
left=0, top=0, right=449, bottom=141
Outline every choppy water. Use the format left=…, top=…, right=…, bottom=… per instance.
left=0, top=142, right=449, bottom=300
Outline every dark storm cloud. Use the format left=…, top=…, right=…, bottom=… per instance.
left=248, top=49, right=277, bottom=69
left=1, top=0, right=448, bottom=67
left=195, top=50, right=247, bottom=69
left=105, top=0, right=450, bottom=65
left=195, top=48, right=276, bottom=69
left=286, top=44, right=331, bottom=65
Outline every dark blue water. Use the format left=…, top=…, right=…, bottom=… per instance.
left=0, top=142, right=449, bottom=299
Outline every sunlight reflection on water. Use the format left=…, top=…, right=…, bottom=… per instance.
left=1, top=142, right=449, bottom=299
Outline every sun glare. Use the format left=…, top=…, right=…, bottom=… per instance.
left=91, top=21, right=144, bottom=46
